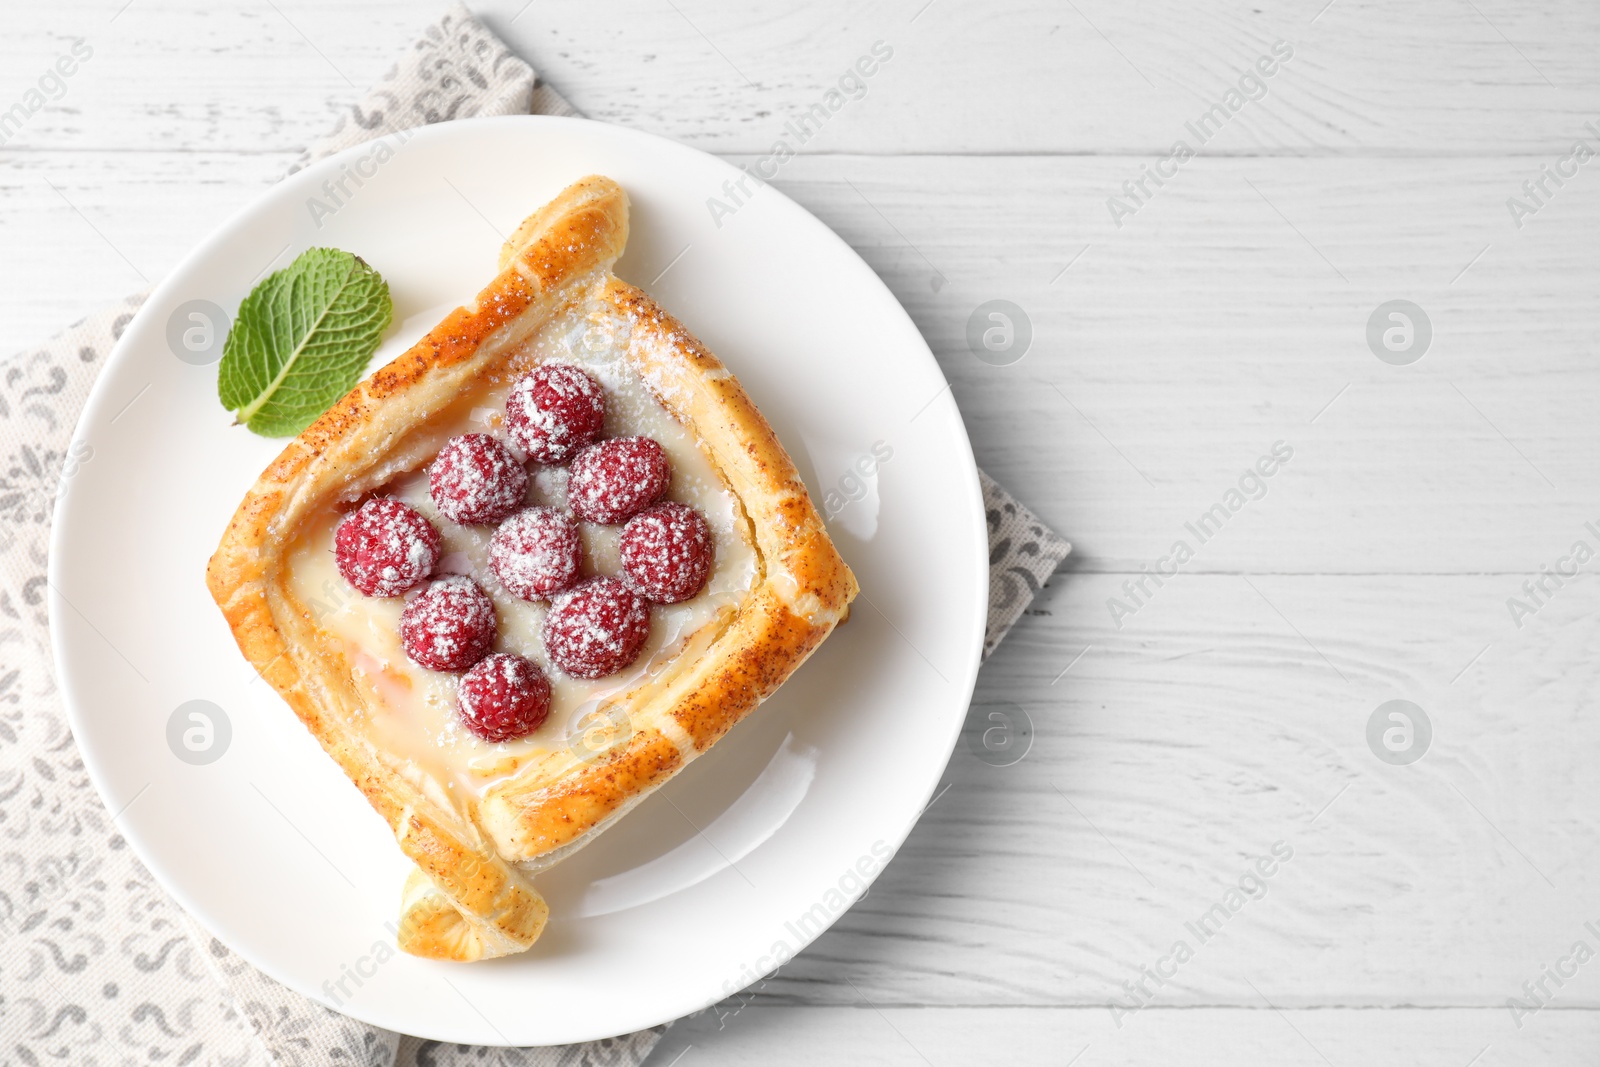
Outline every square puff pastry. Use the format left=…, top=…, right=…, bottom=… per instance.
left=206, top=176, right=858, bottom=961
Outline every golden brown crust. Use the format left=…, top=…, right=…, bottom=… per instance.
left=207, top=176, right=856, bottom=961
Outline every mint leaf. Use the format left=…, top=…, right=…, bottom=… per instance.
left=217, top=247, right=393, bottom=437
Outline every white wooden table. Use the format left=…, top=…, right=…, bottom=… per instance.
left=6, top=0, right=1599, bottom=1062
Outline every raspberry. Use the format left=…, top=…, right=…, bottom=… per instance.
left=543, top=577, right=652, bottom=678
left=399, top=576, right=497, bottom=672
left=567, top=437, right=670, bottom=524
left=428, top=433, right=528, bottom=526
left=334, top=497, right=441, bottom=597
left=488, top=506, right=583, bottom=601
left=620, top=503, right=713, bottom=604
left=505, top=363, right=606, bottom=464
left=457, top=653, right=552, bottom=742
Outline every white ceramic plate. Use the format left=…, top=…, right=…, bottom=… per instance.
left=49, top=116, right=986, bottom=1046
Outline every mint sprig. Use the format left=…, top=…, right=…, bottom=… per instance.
left=218, top=247, right=392, bottom=437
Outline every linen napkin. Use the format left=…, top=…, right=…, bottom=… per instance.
left=0, top=5, right=1071, bottom=1064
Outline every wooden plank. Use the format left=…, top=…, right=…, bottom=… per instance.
left=748, top=573, right=1600, bottom=1006
left=0, top=151, right=290, bottom=348
left=646, top=1006, right=1599, bottom=1066
left=1, top=0, right=1597, bottom=156
left=753, top=153, right=1600, bottom=575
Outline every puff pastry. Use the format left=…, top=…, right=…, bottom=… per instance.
left=206, top=176, right=858, bottom=961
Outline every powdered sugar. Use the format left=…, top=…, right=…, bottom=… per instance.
left=428, top=433, right=529, bottom=525
left=619, top=503, right=712, bottom=604
left=489, top=506, right=582, bottom=601
left=505, top=362, right=605, bottom=464
left=567, top=436, right=670, bottom=524
left=458, top=652, right=552, bottom=742
left=543, top=577, right=652, bottom=679
left=334, top=497, right=442, bottom=597
left=398, top=575, right=497, bottom=672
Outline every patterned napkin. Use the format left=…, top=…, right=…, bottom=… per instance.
left=0, top=5, right=1070, bottom=1064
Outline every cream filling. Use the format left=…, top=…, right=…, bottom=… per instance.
left=285, top=311, right=756, bottom=802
